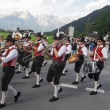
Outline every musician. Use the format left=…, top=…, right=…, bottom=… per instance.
left=72, top=38, right=87, bottom=84
left=89, top=37, right=107, bottom=95
left=31, top=32, right=45, bottom=88
left=0, top=34, right=21, bottom=108
left=46, top=33, right=66, bottom=102
left=22, top=34, right=33, bottom=79
left=62, top=37, right=72, bottom=75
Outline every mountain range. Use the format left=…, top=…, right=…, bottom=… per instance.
left=0, top=11, right=81, bottom=32
left=51, top=5, right=110, bottom=35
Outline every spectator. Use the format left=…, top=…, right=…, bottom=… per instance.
left=71, top=40, right=77, bottom=55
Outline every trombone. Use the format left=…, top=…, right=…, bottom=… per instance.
left=22, top=38, right=67, bottom=62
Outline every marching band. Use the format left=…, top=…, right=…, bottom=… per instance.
left=0, top=30, right=108, bottom=108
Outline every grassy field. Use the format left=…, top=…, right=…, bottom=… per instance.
left=0, top=32, right=54, bottom=44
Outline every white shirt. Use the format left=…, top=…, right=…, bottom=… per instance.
left=80, top=45, right=88, bottom=56
left=66, top=43, right=72, bottom=54
left=1, top=45, right=18, bottom=63
left=37, top=41, right=45, bottom=52
left=50, top=45, right=66, bottom=57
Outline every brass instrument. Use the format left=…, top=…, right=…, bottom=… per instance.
left=12, top=32, right=22, bottom=41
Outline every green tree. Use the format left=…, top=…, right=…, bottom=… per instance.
left=92, top=11, right=110, bottom=36
left=85, top=20, right=92, bottom=36
left=74, top=30, right=79, bottom=37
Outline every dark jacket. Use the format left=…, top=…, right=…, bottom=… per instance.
left=71, top=42, right=77, bottom=50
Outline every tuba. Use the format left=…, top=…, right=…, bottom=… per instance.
left=12, top=32, right=22, bottom=41
left=12, top=32, right=24, bottom=52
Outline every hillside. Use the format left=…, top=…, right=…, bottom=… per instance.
left=51, top=5, right=110, bottom=34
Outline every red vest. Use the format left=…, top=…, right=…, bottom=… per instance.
left=3, top=48, right=17, bottom=66
left=78, top=46, right=84, bottom=55
left=35, top=42, right=45, bottom=56
left=92, top=47, right=104, bottom=62
left=53, top=44, right=65, bottom=61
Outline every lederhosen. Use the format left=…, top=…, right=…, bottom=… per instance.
left=88, top=47, right=104, bottom=81
left=47, top=44, right=65, bottom=85
left=74, top=46, right=84, bottom=73
left=23, top=41, right=32, bottom=68
left=1, top=48, right=17, bottom=91
left=32, top=42, right=44, bottom=74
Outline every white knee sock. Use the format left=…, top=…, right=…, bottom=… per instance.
left=34, top=72, right=40, bottom=85
left=18, top=65, right=21, bottom=72
left=36, top=75, right=40, bottom=85
left=54, top=85, right=58, bottom=98
left=76, top=73, right=79, bottom=82
left=26, top=68, right=29, bottom=77
left=62, top=69, right=65, bottom=74
left=93, top=81, right=98, bottom=92
left=0, top=91, right=8, bottom=104
left=8, top=85, right=17, bottom=96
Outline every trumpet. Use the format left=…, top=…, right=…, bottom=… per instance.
left=22, top=38, right=67, bottom=62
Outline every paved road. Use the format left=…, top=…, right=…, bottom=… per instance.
left=0, top=53, right=110, bottom=110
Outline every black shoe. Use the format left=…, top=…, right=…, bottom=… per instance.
left=72, top=81, right=79, bottom=84
left=14, top=92, right=21, bottom=102
left=80, top=76, right=86, bottom=82
left=65, top=69, right=68, bottom=73
left=61, top=73, right=66, bottom=76
left=49, top=96, right=58, bottom=102
left=58, top=88, right=63, bottom=93
left=0, top=103, right=5, bottom=108
left=16, top=71, right=21, bottom=74
left=22, top=76, right=29, bottom=79
left=97, top=84, right=102, bottom=89
left=29, top=71, right=32, bottom=75
left=40, top=79, right=43, bottom=82
left=32, top=84, right=40, bottom=88
left=43, top=62, right=47, bottom=66
left=89, top=91, right=97, bottom=95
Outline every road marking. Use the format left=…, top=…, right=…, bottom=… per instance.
left=85, top=87, right=105, bottom=93
left=60, top=83, right=78, bottom=89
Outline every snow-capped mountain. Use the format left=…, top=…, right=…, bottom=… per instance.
left=0, top=11, right=81, bottom=32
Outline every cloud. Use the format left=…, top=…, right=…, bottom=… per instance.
left=0, top=0, right=77, bottom=16
left=85, top=0, right=109, bottom=10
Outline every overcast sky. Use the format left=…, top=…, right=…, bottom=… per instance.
left=0, top=0, right=109, bottom=17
